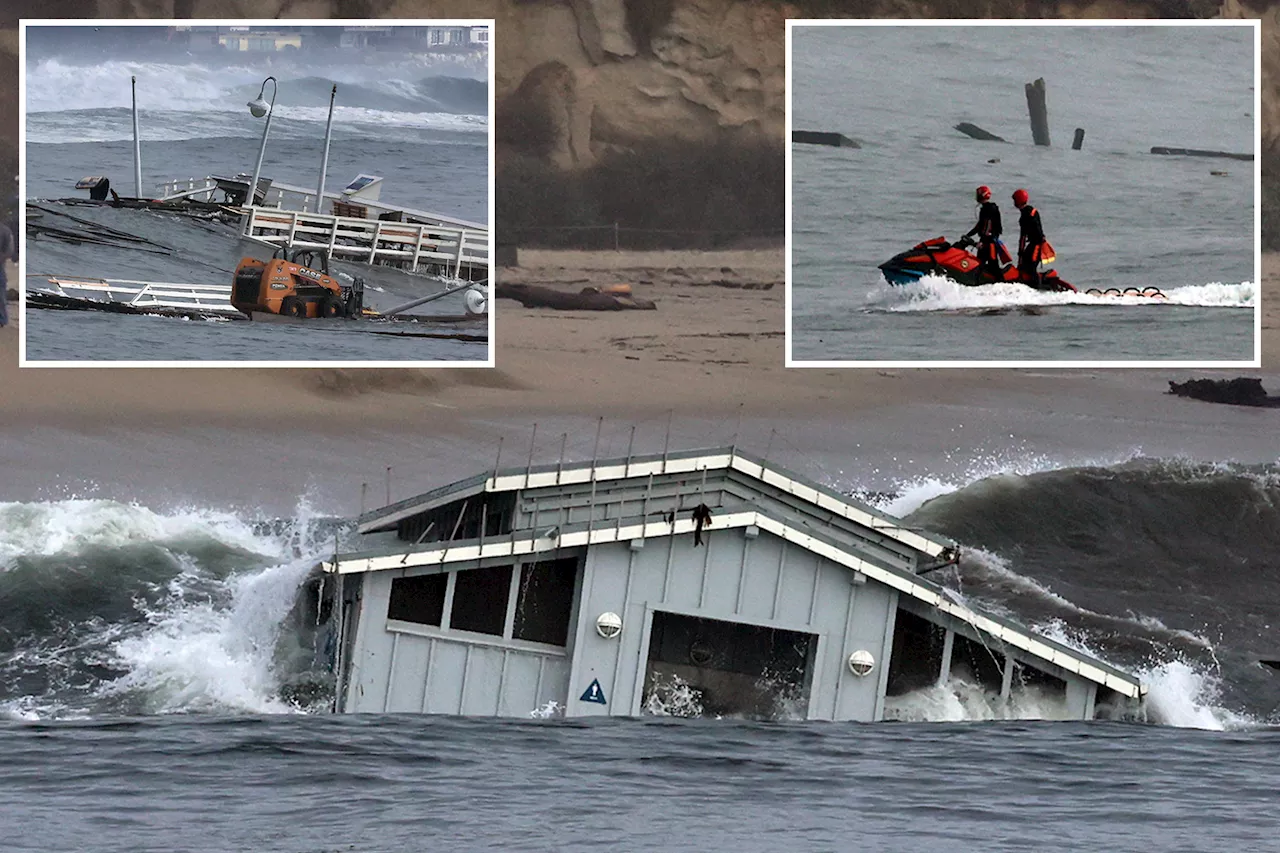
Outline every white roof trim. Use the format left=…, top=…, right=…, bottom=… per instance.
left=325, top=508, right=1142, bottom=699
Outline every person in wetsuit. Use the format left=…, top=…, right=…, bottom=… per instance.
left=964, top=185, right=1002, bottom=279
left=1012, top=188, right=1046, bottom=289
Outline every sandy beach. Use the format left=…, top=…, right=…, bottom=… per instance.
left=0, top=249, right=1274, bottom=515
left=2, top=250, right=1274, bottom=420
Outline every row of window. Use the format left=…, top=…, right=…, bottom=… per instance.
left=388, top=557, right=578, bottom=647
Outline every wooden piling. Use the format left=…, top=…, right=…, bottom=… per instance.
left=1025, top=78, right=1050, bottom=147
left=954, top=122, right=1006, bottom=142
left=1072, top=128, right=1085, bottom=150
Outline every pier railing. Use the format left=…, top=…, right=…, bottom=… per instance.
left=34, top=276, right=238, bottom=312
left=155, top=176, right=486, bottom=233
left=243, top=207, right=489, bottom=279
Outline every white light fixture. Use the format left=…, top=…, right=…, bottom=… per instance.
left=848, top=650, right=875, bottom=677
left=596, top=612, right=622, bottom=639
left=244, top=75, right=278, bottom=217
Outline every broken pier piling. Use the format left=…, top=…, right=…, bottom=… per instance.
left=1025, top=78, right=1050, bottom=146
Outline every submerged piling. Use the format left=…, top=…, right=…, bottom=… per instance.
left=1150, top=146, right=1254, bottom=162
left=1025, top=78, right=1050, bottom=146
left=791, top=130, right=860, bottom=148
left=1072, top=128, right=1085, bottom=150
left=954, top=122, right=1006, bottom=142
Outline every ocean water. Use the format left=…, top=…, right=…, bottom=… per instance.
left=22, top=33, right=490, bottom=362
left=5, top=416, right=1280, bottom=847
left=790, top=25, right=1257, bottom=362
left=3, top=453, right=1280, bottom=848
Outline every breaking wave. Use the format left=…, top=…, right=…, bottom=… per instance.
left=26, top=58, right=488, bottom=144
left=27, top=58, right=486, bottom=115
left=0, top=498, right=333, bottom=720
left=866, top=273, right=1256, bottom=312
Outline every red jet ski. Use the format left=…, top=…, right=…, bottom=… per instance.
left=879, top=236, right=1076, bottom=292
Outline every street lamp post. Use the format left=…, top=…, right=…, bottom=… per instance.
left=245, top=76, right=278, bottom=215
left=315, top=83, right=337, bottom=214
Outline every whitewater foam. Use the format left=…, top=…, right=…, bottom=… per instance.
left=0, top=499, right=270, bottom=567
left=99, top=555, right=318, bottom=714
left=868, top=274, right=1255, bottom=312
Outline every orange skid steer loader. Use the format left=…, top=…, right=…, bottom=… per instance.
left=231, top=247, right=365, bottom=320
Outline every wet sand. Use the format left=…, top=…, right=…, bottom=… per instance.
left=1, top=251, right=1275, bottom=513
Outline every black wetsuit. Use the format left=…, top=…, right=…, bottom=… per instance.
left=1018, top=205, right=1046, bottom=288
left=965, top=201, right=1002, bottom=277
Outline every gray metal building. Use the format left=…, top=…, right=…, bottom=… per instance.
left=315, top=448, right=1145, bottom=721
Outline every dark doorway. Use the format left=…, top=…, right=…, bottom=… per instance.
left=641, top=612, right=815, bottom=720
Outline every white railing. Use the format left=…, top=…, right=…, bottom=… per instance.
left=243, top=207, right=489, bottom=277
left=155, top=175, right=487, bottom=233
left=34, top=276, right=238, bottom=313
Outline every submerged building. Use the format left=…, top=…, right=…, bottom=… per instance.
left=312, top=448, right=1145, bottom=721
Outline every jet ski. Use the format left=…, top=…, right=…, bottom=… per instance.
left=879, top=236, right=1076, bottom=292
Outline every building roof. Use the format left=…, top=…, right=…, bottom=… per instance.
left=357, top=446, right=953, bottom=559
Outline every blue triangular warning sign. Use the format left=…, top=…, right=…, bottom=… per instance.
left=579, top=678, right=607, bottom=705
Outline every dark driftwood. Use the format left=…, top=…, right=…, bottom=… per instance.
left=1167, top=378, right=1280, bottom=407
left=496, top=283, right=657, bottom=311
left=954, top=122, right=1006, bottom=142
left=791, top=130, right=860, bottom=148
left=1025, top=78, right=1050, bottom=146
left=1150, top=147, right=1254, bottom=162
left=1072, top=128, right=1085, bottom=150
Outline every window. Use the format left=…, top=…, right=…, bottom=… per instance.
left=388, top=572, right=447, bottom=626
left=513, top=558, right=578, bottom=646
left=449, top=564, right=512, bottom=636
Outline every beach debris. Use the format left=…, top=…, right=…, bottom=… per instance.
left=1210, top=170, right=1229, bottom=177
left=792, top=130, right=860, bottom=148
left=1072, top=128, right=1085, bottom=150
left=497, top=282, right=656, bottom=310
left=1025, top=78, right=1050, bottom=146
left=1167, top=377, right=1280, bottom=408
left=955, top=122, right=1005, bottom=143
left=1151, top=146, right=1253, bottom=162
left=688, top=280, right=775, bottom=290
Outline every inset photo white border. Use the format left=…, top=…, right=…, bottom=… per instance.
left=19, top=18, right=496, bottom=368
left=785, top=19, right=1261, bottom=369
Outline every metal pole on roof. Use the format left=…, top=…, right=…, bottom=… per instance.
left=315, top=83, right=337, bottom=213
left=590, top=416, right=603, bottom=465
left=491, top=436, right=504, bottom=486
left=661, top=409, right=672, bottom=474
left=131, top=76, right=143, bottom=198
left=525, top=423, right=538, bottom=486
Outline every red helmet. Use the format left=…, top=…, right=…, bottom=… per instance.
left=1012, top=188, right=1030, bottom=208
left=975, top=185, right=991, bottom=202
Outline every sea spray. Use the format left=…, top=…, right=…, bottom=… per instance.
left=0, top=497, right=336, bottom=718
left=864, top=273, right=1256, bottom=313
